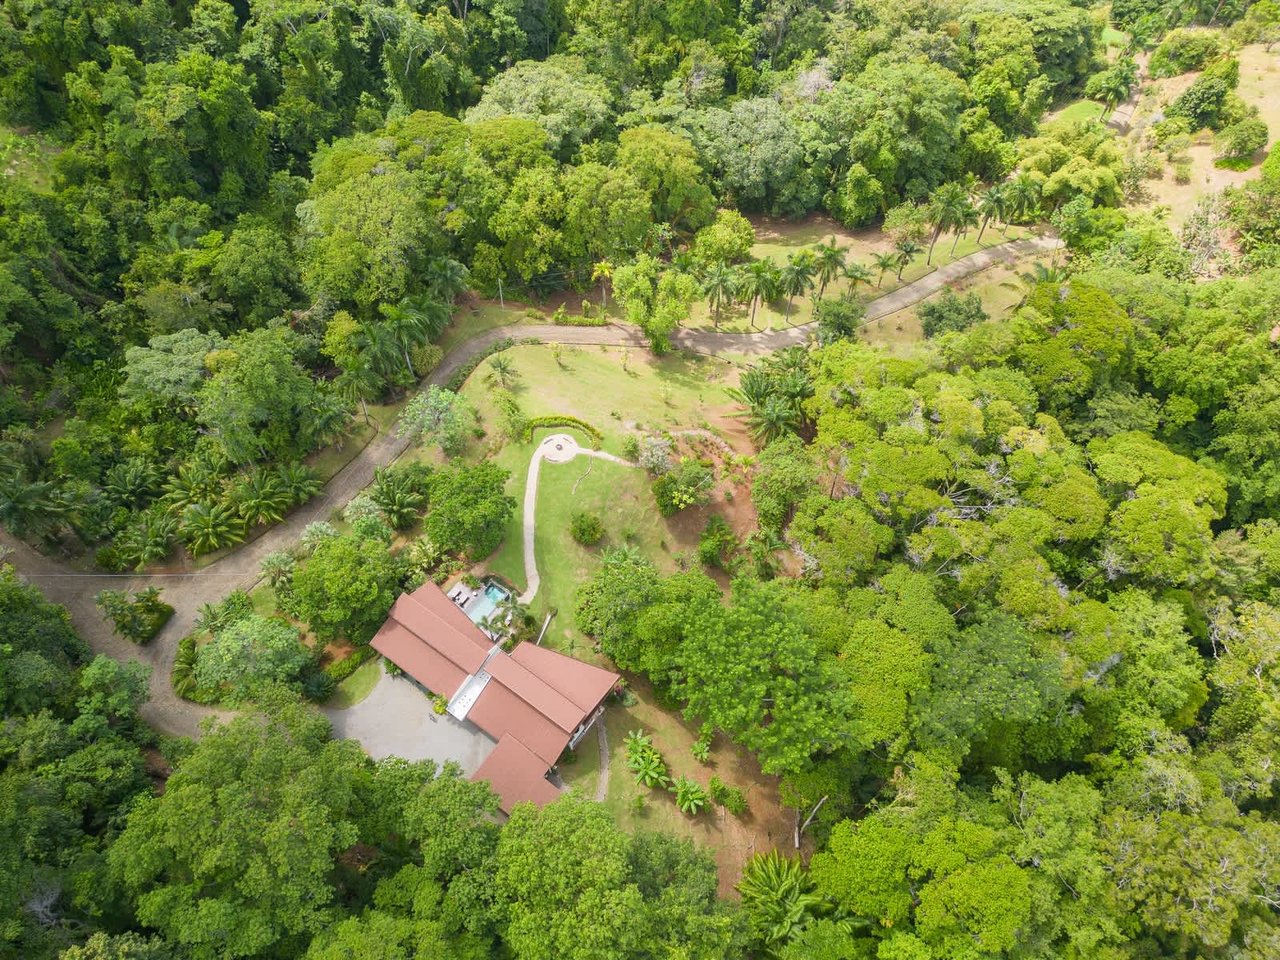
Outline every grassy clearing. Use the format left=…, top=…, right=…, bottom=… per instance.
left=560, top=677, right=794, bottom=893
left=326, top=658, right=383, bottom=709
left=1048, top=98, right=1107, bottom=124
left=1129, top=43, right=1278, bottom=226
left=458, top=343, right=738, bottom=457
left=1, top=125, right=57, bottom=193
left=438, top=301, right=542, bottom=352
left=1102, top=26, right=1129, bottom=55
left=489, top=452, right=698, bottom=655
left=446, top=344, right=745, bottom=654
left=457, top=348, right=731, bottom=646
left=861, top=254, right=1044, bottom=351
left=250, top=583, right=277, bottom=615
left=686, top=216, right=1030, bottom=333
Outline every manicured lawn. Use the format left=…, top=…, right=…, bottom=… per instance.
left=1048, top=99, right=1106, bottom=124
left=487, top=451, right=696, bottom=656
left=326, top=658, right=383, bottom=709
left=458, top=343, right=738, bottom=457
left=250, top=583, right=277, bottom=615
left=450, top=344, right=742, bottom=654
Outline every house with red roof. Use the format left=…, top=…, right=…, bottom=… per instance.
left=370, top=582, right=619, bottom=813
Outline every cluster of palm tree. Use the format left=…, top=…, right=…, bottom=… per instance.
left=699, top=240, right=875, bottom=330
left=333, top=259, right=468, bottom=421
left=922, top=174, right=1041, bottom=265
left=730, top=347, right=815, bottom=443
left=691, top=173, right=1045, bottom=334
left=110, top=460, right=323, bottom=566
left=1086, top=56, right=1139, bottom=119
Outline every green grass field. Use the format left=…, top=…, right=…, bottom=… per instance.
left=438, top=302, right=541, bottom=352
left=1050, top=99, right=1107, bottom=124
left=686, top=220, right=1031, bottom=333
left=458, top=343, right=737, bottom=457
left=326, top=658, right=383, bottom=709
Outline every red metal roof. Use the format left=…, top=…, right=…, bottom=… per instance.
left=472, top=733, right=562, bottom=813
left=370, top=583, right=620, bottom=810
left=510, top=642, right=619, bottom=714
left=466, top=679, right=572, bottom=765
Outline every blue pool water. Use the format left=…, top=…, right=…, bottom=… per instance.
left=466, top=583, right=510, bottom=626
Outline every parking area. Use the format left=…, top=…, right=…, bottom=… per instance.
left=324, top=663, right=497, bottom=773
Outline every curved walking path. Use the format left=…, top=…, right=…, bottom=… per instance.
left=0, top=235, right=1059, bottom=738
left=518, top=434, right=639, bottom=604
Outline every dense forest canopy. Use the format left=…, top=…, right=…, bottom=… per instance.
left=5, top=0, right=1280, bottom=958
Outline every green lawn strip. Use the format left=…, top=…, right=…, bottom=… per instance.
left=250, top=583, right=277, bottom=616
left=534, top=457, right=688, bottom=656
left=862, top=254, right=1043, bottom=350
left=1050, top=99, right=1107, bottom=124
left=325, top=658, right=383, bottom=709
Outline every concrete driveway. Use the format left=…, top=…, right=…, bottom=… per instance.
left=324, top=664, right=496, bottom=774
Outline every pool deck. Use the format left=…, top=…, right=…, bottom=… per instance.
left=446, top=579, right=512, bottom=638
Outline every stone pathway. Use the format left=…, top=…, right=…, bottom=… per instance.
left=1, top=235, right=1059, bottom=737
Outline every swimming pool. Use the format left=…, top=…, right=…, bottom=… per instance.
left=466, top=582, right=510, bottom=627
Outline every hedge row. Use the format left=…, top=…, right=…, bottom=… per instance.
left=522, top=415, right=604, bottom=449
left=324, top=645, right=377, bottom=683
left=445, top=337, right=525, bottom=391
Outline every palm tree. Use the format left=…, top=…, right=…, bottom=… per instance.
left=843, top=261, right=873, bottom=293
left=163, top=461, right=221, bottom=513
left=975, top=185, right=1008, bottom=245
left=737, top=851, right=827, bottom=954
left=741, top=260, right=781, bottom=330
left=871, top=252, right=899, bottom=288
left=378, top=298, right=447, bottom=377
left=779, top=251, right=816, bottom=323
left=894, top=238, right=923, bottom=281
left=116, top=509, right=177, bottom=571
left=275, top=463, right=322, bottom=506
left=179, top=501, right=244, bottom=556
left=812, top=239, right=846, bottom=299
left=949, top=195, right=980, bottom=257
left=746, top=395, right=802, bottom=443
left=358, top=321, right=403, bottom=381
left=592, top=260, right=614, bottom=310
left=231, top=470, right=290, bottom=527
left=334, top=358, right=382, bottom=425
left=423, top=258, right=469, bottom=302
left=926, top=182, right=975, bottom=264
left=103, top=458, right=162, bottom=509
left=1005, top=172, right=1041, bottom=232
left=0, top=472, right=72, bottom=541
left=702, top=262, right=737, bottom=329
left=486, top=355, right=519, bottom=388
left=1019, top=261, right=1068, bottom=291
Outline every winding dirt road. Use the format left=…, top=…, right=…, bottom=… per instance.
left=0, top=235, right=1059, bottom=737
